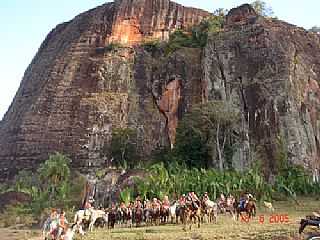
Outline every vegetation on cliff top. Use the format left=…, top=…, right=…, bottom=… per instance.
left=141, top=9, right=225, bottom=56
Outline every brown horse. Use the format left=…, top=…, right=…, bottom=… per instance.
left=181, top=202, right=202, bottom=231
left=150, top=206, right=161, bottom=226
left=235, top=199, right=256, bottom=221
left=134, top=207, right=144, bottom=227
left=160, top=205, right=170, bottom=224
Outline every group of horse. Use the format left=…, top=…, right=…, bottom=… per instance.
left=73, top=194, right=257, bottom=233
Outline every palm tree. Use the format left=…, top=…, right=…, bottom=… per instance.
left=38, top=152, right=71, bottom=202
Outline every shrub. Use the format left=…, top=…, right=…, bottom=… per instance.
left=142, top=39, right=161, bottom=53
left=96, top=42, right=122, bottom=54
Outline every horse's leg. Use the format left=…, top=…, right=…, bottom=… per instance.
left=182, top=213, right=187, bottom=231
left=88, top=220, right=93, bottom=232
left=197, top=213, right=201, bottom=228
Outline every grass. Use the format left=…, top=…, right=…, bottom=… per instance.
left=79, top=198, right=320, bottom=240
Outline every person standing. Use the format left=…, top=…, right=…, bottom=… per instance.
left=56, top=210, right=69, bottom=240
left=42, top=208, right=58, bottom=240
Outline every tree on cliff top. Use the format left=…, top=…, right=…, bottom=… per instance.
left=251, top=0, right=274, bottom=17
left=164, top=10, right=225, bottom=54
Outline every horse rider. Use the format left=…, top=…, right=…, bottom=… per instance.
left=202, top=192, right=210, bottom=202
left=220, top=193, right=226, bottom=202
left=120, top=201, right=126, bottom=210
left=42, top=208, right=58, bottom=240
left=135, top=195, right=143, bottom=208
left=152, top=197, right=161, bottom=211
left=119, top=201, right=127, bottom=219
left=136, top=195, right=142, bottom=202
left=226, top=194, right=234, bottom=207
left=179, top=194, right=186, bottom=207
left=84, top=199, right=93, bottom=218
left=187, top=191, right=200, bottom=208
left=239, top=193, right=247, bottom=210
left=56, top=210, right=69, bottom=240
left=162, top=195, right=170, bottom=210
left=135, top=199, right=143, bottom=209
left=217, top=193, right=225, bottom=206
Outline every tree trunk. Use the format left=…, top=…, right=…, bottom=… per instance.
left=216, top=123, right=224, bottom=171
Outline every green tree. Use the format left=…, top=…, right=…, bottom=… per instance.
left=251, top=0, right=274, bottom=17
left=110, top=128, right=138, bottom=169
left=175, top=122, right=209, bottom=169
left=38, top=152, right=71, bottom=202
left=177, top=101, right=239, bottom=170
left=191, top=11, right=225, bottom=48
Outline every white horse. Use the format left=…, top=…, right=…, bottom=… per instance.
left=43, top=221, right=84, bottom=240
left=169, top=201, right=178, bottom=224
left=74, top=209, right=107, bottom=232
left=63, top=223, right=85, bottom=240
left=204, top=200, right=218, bottom=223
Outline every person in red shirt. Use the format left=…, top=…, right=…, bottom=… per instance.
left=152, top=198, right=160, bottom=210
left=162, top=195, right=170, bottom=209
left=84, top=201, right=92, bottom=218
left=179, top=194, right=186, bottom=206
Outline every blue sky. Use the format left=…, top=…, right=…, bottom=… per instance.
left=0, top=0, right=319, bottom=119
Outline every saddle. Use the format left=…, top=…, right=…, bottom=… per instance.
left=84, top=209, right=91, bottom=221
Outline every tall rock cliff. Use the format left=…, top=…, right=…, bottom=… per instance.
left=0, top=2, right=319, bottom=180
left=0, top=0, right=209, bottom=179
left=204, top=4, right=320, bottom=177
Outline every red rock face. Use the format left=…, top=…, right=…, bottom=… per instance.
left=157, top=79, right=181, bottom=147
left=226, top=4, right=257, bottom=26
left=0, top=0, right=208, bottom=179
left=109, top=0, right=211, bottom=45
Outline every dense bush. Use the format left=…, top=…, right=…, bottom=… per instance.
left=164, top=13, right=225, bottom=55
left=133, top=162, right=273, bottom=201
left=142, top=39, right=162, bottom=53
left=131, top=161, right=320, bottom=203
